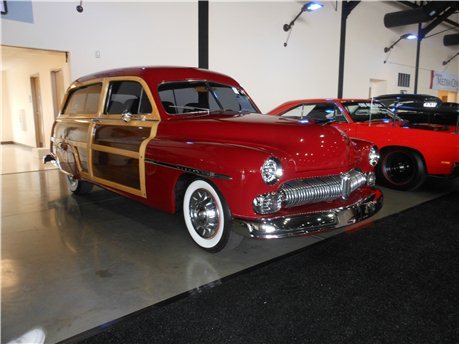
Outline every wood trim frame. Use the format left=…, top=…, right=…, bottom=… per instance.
left=56, top=76, right=161, bottom=198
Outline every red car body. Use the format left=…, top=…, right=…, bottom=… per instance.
left=269, top=99, right=459, bottom=190
left=45, top=68, right=382, bottom=251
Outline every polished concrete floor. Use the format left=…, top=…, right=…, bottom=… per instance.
left=2, top=144, right=458, bottom=343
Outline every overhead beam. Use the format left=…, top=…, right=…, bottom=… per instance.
left=419, top=5, right=459, bottom=39
left=397, top=1, right=459, bottom=28
left=385, top=1, right=453, bottom=28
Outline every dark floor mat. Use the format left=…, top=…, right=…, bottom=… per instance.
left=67, top=192, right=459, bottom=344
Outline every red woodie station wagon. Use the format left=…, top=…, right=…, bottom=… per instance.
left=269, top=99, right=459, bottom=191
left=44, top=67, right=382, bottom=252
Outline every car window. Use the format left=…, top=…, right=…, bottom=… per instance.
left=158, top=81, right=258, bottom=115
left=105, top=81, right=152, bottom=115
left=343, top=101, right=396, bottom=122
left=280, top=103, right=347, bottom=124
left=63, top=83, right=102, bottom=115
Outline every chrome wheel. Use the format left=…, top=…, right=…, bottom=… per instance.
left=66, top=176, right=79, bottom=192
left=65, top=175, right=93, bottom=194
left=189, top=189, right=220, bottom=239
left=183, top=179, right=231, bottom=252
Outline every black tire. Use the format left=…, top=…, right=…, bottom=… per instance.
left=182, top=179, right=232, bottom=252
left=376, top=149, right=426, bottom=191
left=66, top=175, right=93, bottom=195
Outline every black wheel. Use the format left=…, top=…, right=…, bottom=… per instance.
left=183, top=179, right=232, bottom=252
left=377, top=149, right=426, bottom=191
left=66, top=175, right=93, bottom=195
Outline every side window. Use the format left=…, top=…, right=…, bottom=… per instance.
left=281, top=103, right=348, bottom=123
left=105, top=81, right=152, bottom=115
left=63, top=83, right=102, bottom=115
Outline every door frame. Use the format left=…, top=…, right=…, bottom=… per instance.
left=30, top=74, right=44, bottom=147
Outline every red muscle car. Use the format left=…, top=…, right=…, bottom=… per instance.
left=44, top=68, right=382, bottom=252
left=269, top=99, right=459, bottom=191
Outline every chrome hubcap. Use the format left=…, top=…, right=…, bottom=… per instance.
left=384, top=153, right=415, bottom=185
left=67, top=176, right=78, bottom=190
left=189, top=189, right=220, bottom=239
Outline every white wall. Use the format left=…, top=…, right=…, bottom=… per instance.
left=1, top=1, right=198, bottom=80
left=344, top=1, right=458, bottom=98
left=209, top=1, right=341, bottom=112
left=1, top=1, right=198, bottom=147
left=1, top=1, right=457, bottom=118
left=209, top=1, right=458, bottom=111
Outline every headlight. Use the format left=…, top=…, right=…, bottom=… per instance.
left=261, top=157, right=283, bottom=185
left=369, top=146, right=380, bottom=166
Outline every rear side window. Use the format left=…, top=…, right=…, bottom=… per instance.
left=104, top=81, right=152, bottom=115
left=63, top=83, right=102, bottom=114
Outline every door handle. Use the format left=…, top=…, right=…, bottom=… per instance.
left=121, top=111, right=132, bottom=123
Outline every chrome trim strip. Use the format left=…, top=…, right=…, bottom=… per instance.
left=145, top=159, right=232, bottom=180
left=234, top=192, right=383, bottom=239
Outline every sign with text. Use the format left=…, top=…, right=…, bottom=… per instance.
left=430, top=70, right=459, bottom=92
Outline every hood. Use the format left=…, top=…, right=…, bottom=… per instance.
left=354, top=120, right=457, bottom=133
left=158, top=113, right=354, bottom=172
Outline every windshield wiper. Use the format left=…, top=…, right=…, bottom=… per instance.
left=170, top=105, right=210, bottom=115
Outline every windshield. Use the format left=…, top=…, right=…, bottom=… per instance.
left=280, top=102, right=348, bottom=124
left=343, top=101, right=399, bottom=123
left=158, top=81, right=259, bottom=115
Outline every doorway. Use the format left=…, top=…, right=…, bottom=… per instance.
left=369, top=79, right=387, bottom=98
left=30, top=75, right=44, bottom=148
left=1, top=45, right=70, bottom=150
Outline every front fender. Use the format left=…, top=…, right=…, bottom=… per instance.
left=349, top=138, right=375, bottom=173
left=144, top=139, right=292, bottom=216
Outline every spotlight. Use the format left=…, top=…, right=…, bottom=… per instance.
left=384, top=33, right=417, bottom=53
left=303, top=2, right=324, bottom=12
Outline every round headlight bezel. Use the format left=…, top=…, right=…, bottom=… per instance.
left=369, top=146, right=380, bottom=167
left=261, top=157, right=283, bottom=185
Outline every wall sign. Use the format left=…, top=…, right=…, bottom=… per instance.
left=430, top=70, right=459, bottom=92
left=1, top=0, right=33, bottom=23
left=1, top=1, right=7, bottom=14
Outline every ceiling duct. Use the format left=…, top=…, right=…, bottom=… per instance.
left=444, top=33, right=459, bottom=46
left=384, top=2, right=453, bottom=28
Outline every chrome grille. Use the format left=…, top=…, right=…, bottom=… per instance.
left=281, top=169, right=368, bottom=208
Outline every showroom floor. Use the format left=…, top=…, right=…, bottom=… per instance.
left=2, top=144, right=458, bottom=343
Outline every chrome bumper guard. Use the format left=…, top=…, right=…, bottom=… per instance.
left=43, top=152, right=67, bottom=173
left=43, top=153, right=56, bottom=165
left=235, top=191, right=383, bottom=239
left=253, top=169, right=376, bottom=215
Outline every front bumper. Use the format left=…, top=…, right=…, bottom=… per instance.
left=234, top=190, right=383, bottom=239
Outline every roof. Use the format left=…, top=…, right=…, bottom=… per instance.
left=75, top=66, right=240, bottom=88
left=375, top=94, right=441, bottom=101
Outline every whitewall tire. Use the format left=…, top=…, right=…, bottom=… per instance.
left=66, top=175, right=93, bottom=195
left=183, top=179, right=231, bottom=252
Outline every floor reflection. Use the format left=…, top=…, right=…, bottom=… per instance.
left=1, top=165, right=458, bottom=343
left=2, top=170, right=324, bottom=343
